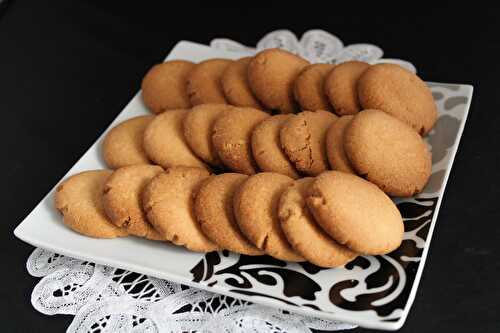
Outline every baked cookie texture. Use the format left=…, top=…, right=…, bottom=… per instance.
left=325, top=115, right=356, bottom=174
left=102, top=115, right=153, bottom=169
left=306, top=171, right=404, bottom=255
left=357, top=63, right=437, bottom=135
left=55, top=170, right=128, bottom=238
left=212, top=107, right=269, bottom=175
left=186, top=59, right=233, bottom=105
left=324, top=61, right=370, bottom=116
left=194, top=173, right=263, bottom=255
left=102, top=165, right=163, bottom=240
left=142, top=166, right=218, bottom=252
left=221, top=57, right=264, bottom=109
left=143, top=109, right=207, bottom=169
left=233, top=172, right=304, bottom=261
left=183, top=103, right=234, bottom=167
left=279, top=177, right=357, bottom=267
left=248, top=48, right=309, bottom=113
left=293, top=63, right=334, bottom=112
left=251, top=114, right=300, bottom=179
left=141, top=60, right=194, bottom=113
left=280, top=110, right=338, bottom=176
left=344, top=109, right=432, bottom=197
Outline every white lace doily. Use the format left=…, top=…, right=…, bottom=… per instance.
left=210, top=29, right=416, bottom=73
left=27, top=30, right=416, bottom=332
left=28, top=248, right=356, bottom=332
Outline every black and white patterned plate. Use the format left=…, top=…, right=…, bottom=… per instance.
left=14, top=41, right=473, bottom=330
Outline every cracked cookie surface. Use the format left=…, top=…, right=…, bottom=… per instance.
left=248, top=48, right=309, bottom=113
left=55, top=170, right=128, bottom=238
left=233, top=172, right=303, bottom=261
left=194, top=173, right=263, bottom=255
left=221, top=57, right=264, bottom=110
left=143, top=109, right=207, bottom=169
left=251, top=114, right=300, bottom=179
left=212, top=107, right=269, bottom=174
left=141, top=166, right=218, bottom=252
left=186, top=59, right=233, bottom=105
left=279, top=177, right=357, bottom=267
left=294, top=63, right=334, bottom=112
left=280, top=110, right=337, bottom=176
left=102, top=165, right=164, bottom=240
left=183, top=103, right=234, bottom=168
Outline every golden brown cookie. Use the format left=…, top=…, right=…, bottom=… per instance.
left=183, top=104, right=233, bottom=168
left=233, top=172, right=303, bottom=261
left=248, top=48, right=309, bottom=113
left=251, top=114, right=300, bottom=179
left=221, top=57, right=264, bottom=109
left=142, top=167, right=218, bottom=252
left=344, top=109, right=432, bottom=196
left=143, top=109, right=207, bottom=169
left=324, top=61, right=370, bottom=116
left=279, top=178, right=358, bottom=267
left=102, top=116, right=153, bottom=169
left=194, top=173, right=263, bottom=255
left=102, top=165, right=163, bottom=240
left=306, top=171, right=403, bottom=255
left=325, top=115, right=356, bottom=174
left=280, top=110, right=337, bottom=176
left=141, top=60, right=194, bottom=113
left=212, top=107, right=269, bottom=174
left=54, top=170, right=128, bottom=238
left=186, top=58, right=233, bottom=106
left=293, top=64, right=334, bottom=111
left=357, top=63, right=437, bottom=135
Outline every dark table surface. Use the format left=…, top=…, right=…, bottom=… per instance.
left=1, top=1, right=499, bottom=332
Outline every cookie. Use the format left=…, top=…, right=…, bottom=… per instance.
left=212, top=107, right=269, bottom=174
left=233, top=172, right=303, bottom=261
left=344, top=109, right=432, bottom=196
left=278, top=178, right=357, bottom=267
left=306, top=171, right=403, bottom=255
left=183, top=104, right=233, bottom=168
left=280, top=110, right=337, bottom=176
left=325, top=115, right=356, bottom=174
left=102, top=165, right=164, bottom=240
left=293, top=64, right=334, bottom=111
left=357, top=63, right=437, bottom=135
left=324, top=61, right=370, bottom=116
left=194, top=173, right=263, bottom=255
left=143, top=109, right=207, bottom=169
left=248, top=48, right=309, bottom=113
left=141, top=60, right=194, bottom=113
left=221, top=57, right=264, bottom=109
left=142, top=166, right=218, bottom=252
left=251, top=114, right=300, bottom=179
left=55, top=170, right=128, bottom=238
left=186, top=59, right=233, bottom=105
left=102, top=115, right=153, bottom=169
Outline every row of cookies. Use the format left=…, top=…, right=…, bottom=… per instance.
left=103, top=104, right=431, bottom=197
left=142, top=48, right=437, bottom=135
left=55, top=165, right=404, bottom=267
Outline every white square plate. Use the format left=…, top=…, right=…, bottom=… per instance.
left=15, top=41, right=473, bottom=330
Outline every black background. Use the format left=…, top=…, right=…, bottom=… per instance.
left=0, top=1, right=499, bottom=332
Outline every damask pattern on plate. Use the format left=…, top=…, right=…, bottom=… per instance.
left=187, top=82, right=472, bottom=327
left=20, top=34, right=472, bottom=332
